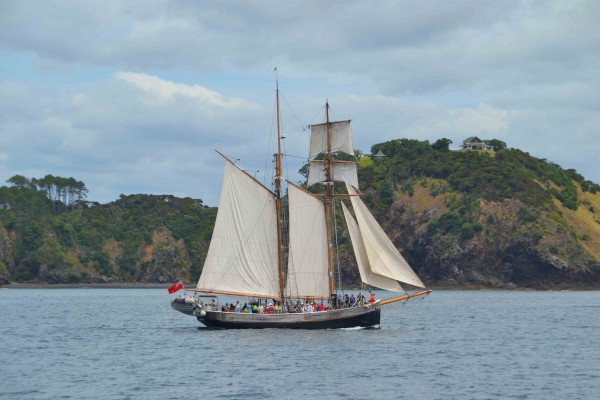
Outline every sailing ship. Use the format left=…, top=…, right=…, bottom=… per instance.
left=177, top=80, right=431, bottom=329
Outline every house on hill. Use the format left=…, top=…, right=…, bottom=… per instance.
left=373, top=150, right=387, bottom=160
left=459, top=136, right=488, bottom=150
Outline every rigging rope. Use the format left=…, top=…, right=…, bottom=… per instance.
left=263, top=101, right=277, bottom=185
left=284, top=104, right=325, bottom=153
left=279, top=91, right=306, bottom=132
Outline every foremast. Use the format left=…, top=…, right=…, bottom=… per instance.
left=324, top=102, right=335, bottom=295
left=275, top=78, right=285, bottom=301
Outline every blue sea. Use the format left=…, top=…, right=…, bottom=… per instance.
left=1, top=289, right=599, bottom=399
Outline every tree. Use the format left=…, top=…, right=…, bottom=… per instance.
left=485, top=139, right=507, bottom=152
left=7, top=175, right=33, bottom=188
left=22, top=221, right=44, bottom=250
left=380, top=178, right=396, bottom=205
left=431, top=138, right=453, bottom=152
left=299, top=163, right=310, bottom=179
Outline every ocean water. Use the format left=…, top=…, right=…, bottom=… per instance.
left=0, top=289, right=599, bottom=399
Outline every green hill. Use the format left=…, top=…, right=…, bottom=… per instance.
left=1, top=139, right=600, bottom=289
left=0, top=180, right=216, bottom=285
left=334, top=138, right=600, bottom=289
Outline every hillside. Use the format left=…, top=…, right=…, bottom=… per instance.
left=333, top=139, right=600, bottom=289
left=0, top=184, right=216, bottom=285
left=2, top=139, right=600, bottom=289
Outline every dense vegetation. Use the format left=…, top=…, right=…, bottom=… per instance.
left=364, top=138, right=598, bottom=211
left=0, top=176, right=216, bottom=284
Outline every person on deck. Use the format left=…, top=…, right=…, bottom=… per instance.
left=357, top=293, right=365, bottom=306
left=307, top=303, right=313, bottom=313
left=235, top=301, right=241, bottom=313
left=267, top=303, right=274, bottom=314
left=369, top=292, right=375, bottom=303
left=349, top=294, right=356, bottom=307
left=344, top=294, right=349, bottom=308
left=275, top=302, right=281, bottom=314
left=242, top=303, right=248, bottom=313
left=252, top=304, right=258, bottom=313
left=210, top=299, right=217, bottom=308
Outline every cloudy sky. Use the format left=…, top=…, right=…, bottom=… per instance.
left=1, top=0, right=599, bottom=205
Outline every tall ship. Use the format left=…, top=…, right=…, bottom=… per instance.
left=173, top=79, right=431, bottom=329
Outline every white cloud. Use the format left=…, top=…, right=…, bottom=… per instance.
left=0, top=73, right=270, bottom=204
left=114, top=72, right=256, bottom=109
left=2, top=0, right=598, bottom=93
left=0, top=1, right=599, bottom=201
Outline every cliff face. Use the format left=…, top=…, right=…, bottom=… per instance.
left=379, top=182, right=600, bottom=289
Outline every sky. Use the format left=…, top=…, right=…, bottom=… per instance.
left=1, top=0, right=599, bottom=206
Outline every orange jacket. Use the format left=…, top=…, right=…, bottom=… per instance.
left=369, top=294, right=375, bottom=303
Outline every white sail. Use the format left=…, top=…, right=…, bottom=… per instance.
left=309, top=120, right=354, bottom=158
left=306, top=161, right=326, bottom=187
left=307, top=161, right=359, bottom=189
left=197, top=161, right=280, bottom=297
left=286, top=183, right=330, bottom=298
left=341, top=202, right=404, bottom=293
left=346, top=183, right=426, bottom=288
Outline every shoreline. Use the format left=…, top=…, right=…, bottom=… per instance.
left=1, top=282, right=599, bottom=291
left=0, top=282, right=183, bottom=289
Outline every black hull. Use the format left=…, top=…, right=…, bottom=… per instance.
left=196, top=307, right=381, bottom=330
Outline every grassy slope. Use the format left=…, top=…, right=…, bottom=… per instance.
left=557, top=183, right=600, bottom=260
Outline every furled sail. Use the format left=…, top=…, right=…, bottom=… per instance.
left=346, top=183, right=426, bottom=288
left=341, top=202, right=404, bottom=293
left=197, top=160, right=280, bottom=298
left=309, top=121, right=353, bottom=158
left=307, top=161, right=359, bottom=189
left=286, top=183, right=330, bottom=298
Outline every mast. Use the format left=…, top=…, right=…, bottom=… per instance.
left=275, top=75, right=285, bottom=300
left=325, top=102, right=335, bottom=295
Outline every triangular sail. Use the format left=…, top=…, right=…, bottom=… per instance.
left=197, top=161, right=280, bottom=297
left=341, top=202, right=404, bottom=293
left=309, top=121, right=353, bottom=158
left=346, top=183, right=426, bottom=288
left=286, top=183, right=330, bottom=298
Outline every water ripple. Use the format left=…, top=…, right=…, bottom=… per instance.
left=1, top=289, right=599, bottom=399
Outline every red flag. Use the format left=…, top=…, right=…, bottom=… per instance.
left=168, top=280, right=184, bottom=294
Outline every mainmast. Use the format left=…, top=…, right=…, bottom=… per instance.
left=324, top=102, right=335, bottom=295
left=275, top=76, right=285, bottom=300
